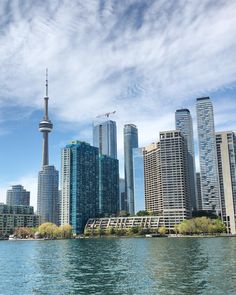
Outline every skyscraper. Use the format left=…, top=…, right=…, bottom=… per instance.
left=119, top=178, right=126, bottom=212
left=99, top=155, right=119, bottom=216
left=37, top=71, right=59, bottom=225
left=6, top=185, right=30, bottom=206
left=196, top=97, right=220, bottom=212
left=61, top=141, right=99, bottom=234
left=133, top=147, right=145, bottom=213
left=143, top=131, right=191, bottom=230
left=196, top=173, right=202, bottom=210
left=93, top=120, right=117, bottom=159
left=175, top=109, right=197, bottom=210
left=124, top=124, right=138, bottom=215
left=216, top=131, right=236, bottom=234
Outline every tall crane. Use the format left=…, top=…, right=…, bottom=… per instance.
left=96, top=110, right=116, bottom=119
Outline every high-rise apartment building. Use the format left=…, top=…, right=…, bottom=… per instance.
left=196, top=97, right=220, bottom=212
left=93, top=120, right=117, bottom=159
left=61, top=141, right=99, bottom=234
left=175, top=109, right=197, bottom=210
left=216, top=131, right=236, bottom=234
left=37, top=71, right=59, bottom=225
left=133, top=147, right=145, bottom=213
left=124, top=124, right=138, bottom=215
left=6, top=185, right=30, bottom=206
left=196, top=173, right=202, bottom=210
left=143, top=131, right=191, bottom=230
left=99, top=155, right=119, bottom=216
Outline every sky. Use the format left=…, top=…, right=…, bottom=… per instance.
left=0, top=0, right=236, bottom=209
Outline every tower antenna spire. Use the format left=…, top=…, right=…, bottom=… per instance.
left=46, top=68, right=48, bottom=97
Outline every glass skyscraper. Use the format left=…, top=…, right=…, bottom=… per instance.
left=99, top=155, right=119, bottom=216
left=93, top=120, right=117, bottom=159
left=6, top=185, right=30, bottom=206
left=196, top=97, right=220, bottom=212
left=133, top=147, right=145, bottom=213
left=175, top=109, right=197, bottom=210
left=124, top=124, right=138, bottom=215
left=61, top=141, right=99, bottom=234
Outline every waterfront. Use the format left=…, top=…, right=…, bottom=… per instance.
left=0, top=237, right=236, bottom=295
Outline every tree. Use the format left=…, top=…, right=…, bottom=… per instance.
left=38, top=222, right=59, bottom=239
left=158, top=226, right=167, bottom=235
left=59, top=224, right=72, bottom=238
left=118, top=210, right=130, bottom=217
left=136, top=210, right=150, bottom=216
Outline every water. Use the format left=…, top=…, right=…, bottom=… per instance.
left=0, top=237, right=236, bottom=295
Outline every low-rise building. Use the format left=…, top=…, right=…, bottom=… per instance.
left=0, top=204, right=39, bottom=236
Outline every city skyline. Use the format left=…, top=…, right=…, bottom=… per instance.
left=0, top=1, right=236, bottom=209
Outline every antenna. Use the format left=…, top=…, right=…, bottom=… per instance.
left=46, top=68, right=48, bottom=97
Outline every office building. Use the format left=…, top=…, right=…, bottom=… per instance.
left=6, top=185, right=30, bottom=206
left=0, top=204, right=39, bottom=236
left=216, top=131, right=236, bottom=234
left=196, top=97, right=220, bottom=212
left=124, top=124, right=138, bottom=215
left=143, top=131, right=191, bottom=231
left=61, top=141, right=99, bottom=234
left=99, top=155, right=119, bottom=216
left=37, top=71, right=59, bottom=225
left=93, top=120, right=117, bottom=159
left=133, top=147, right=145, bottom=213
left=175, top=109, right=197, bottom=210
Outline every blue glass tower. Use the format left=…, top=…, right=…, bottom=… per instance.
left=133, top=148, right=145, bottom=213
left=61, top=141, right=99, bottom=234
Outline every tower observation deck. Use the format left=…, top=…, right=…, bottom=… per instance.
left=39, top=69, right=53, bottom=166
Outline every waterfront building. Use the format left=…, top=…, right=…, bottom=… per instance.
left=124, top=124, right=138, bottom=215
left=119, top=178, right=127, bottom=212
left=133, top=147, right=145, bottom=213
left=37, top=71, right=59, bottom=225
left=85, top=216, right=160, bottom=231
left=0, top=204, right=39, bottom=236
left=93, top=120, right=117, bottom=159
left=99, top=155, right=119, bottom=216
left=196, top=173, right=202, bottom=210
left=143, top=131, right=191, bottom=230
left=216, top=131, right=236, bottom=234
left=175, top=109, right=197, bottom=210
left=61, top=141, right=99, bottom=234
left=196, top=97, right=220, bottom=212
left=6, top=185, right=30, bottom=206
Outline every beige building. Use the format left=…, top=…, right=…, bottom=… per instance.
left=143, top=131, right=191, bottom=231
left=216, top=131, right=236, bottom=234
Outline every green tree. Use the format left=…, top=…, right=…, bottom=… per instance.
left=136, top=210, right=150, bottom=216
left=59, top=224, right=72, bottom=238
left=158, top=226, right=167, bottom=235
left=38, top=222, right=59, bottom=239
left=118, top=210, right=130, bottom=217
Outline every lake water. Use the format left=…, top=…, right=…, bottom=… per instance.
left=0, top=237, right=236, bottom=295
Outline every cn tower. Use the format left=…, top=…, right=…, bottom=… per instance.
left=39, top=69, right=53, bottom=166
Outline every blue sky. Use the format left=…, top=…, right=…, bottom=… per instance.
left=0, top=0, right=236, bottom=209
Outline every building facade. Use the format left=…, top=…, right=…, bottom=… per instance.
left=124, top=124, right=138, bottom=215
left=196, top=173, right=202, bottom=210
left=175, top=109, right=197, bottom=210
left=216, top=131, right=236, bottom=234
left=133, top=147, right=145, bottom=213
left=61, top=141, right=99, bottom=234
left=143, top=131, right=191, bottom=230
left=6, top=185, right=30, bottom=206
left=119, top=178, right=126, bottom=212
left=37, top=72, right=59, bottom=225
left=0, top=204, right=39, bottom=236
left=196, top=97, right=220, bottom=212
left=93, top=120, right=117, bottom=159
left=99, top=155, right=119, bottom=216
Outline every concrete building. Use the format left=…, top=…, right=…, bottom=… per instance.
left=0, top=204, right=39, bottom=236
left=175, top=109, right=197, bottom=210
left=143, top=131, right=191, bottom=231
left=196, top=97, right=220, bottom=213
left=37, top=72, right=59, bottom=225
left=124, top=124, right=138, bottom=215
left=93, top=120, right=117, bottom=159
left=6, top=185, right=30, bottom=206
left=61, top=141, right=99, bottom=234
left=196, top=173, right=202, bottom=210
left=99, top=155, right=119, bottom=216
left=216, top=131, right=236, bottom=234
left=133, top=147, right=145, bottom=213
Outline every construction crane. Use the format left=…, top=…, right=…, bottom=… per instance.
left=96, top=110, right=116, bottom=119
